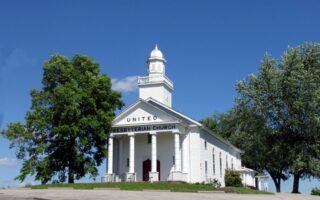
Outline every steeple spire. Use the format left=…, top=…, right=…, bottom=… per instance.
left=138, top=45, right=173, bottom=107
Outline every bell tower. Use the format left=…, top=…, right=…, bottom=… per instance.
left=138, top=45, right=173, bottom=107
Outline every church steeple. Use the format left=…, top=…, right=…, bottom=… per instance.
left=147, top=44, right=166, bottom=75
left=138, top=45, right=173, bottom=107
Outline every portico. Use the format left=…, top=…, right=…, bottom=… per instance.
left=106, top=123, right=187, bottom=182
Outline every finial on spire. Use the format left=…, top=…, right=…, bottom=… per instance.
left=148, top=44, right=166, bottom=63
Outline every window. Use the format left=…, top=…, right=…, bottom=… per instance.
left=231, top=158, right=234, bottom=170
left=226, top=155, right=228, bottom=169
left=147, top=134, right=151, bottom=144
left=173, top=156, right=175, bottom=165
left=205, top=161, right=208, bottom=177
left=219, top=152, right=222, bottom=178
left=127, top=158, right=129, bottom=167
left=204, top=141, right=207, bottom=150
left=212, top=148, right=215, bottom=176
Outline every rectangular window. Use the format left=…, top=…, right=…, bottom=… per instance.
left=127, top=158, right=129, bottom=167
left=147, top=134, right=151, bottom=144
left=219, top=153, right=222, bottom=178
left=205, top=161, right=208, bottom=177
left=204, top=141, right=207, bottom=150
left=212, top=151, right=215, bottom=175
left=173, top=155, right=175, bottom=165
left=231, top=158, right=234, bottom=170
left=226, top=155, right=228, bottom=169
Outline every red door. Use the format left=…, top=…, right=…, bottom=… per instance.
left=143, top=159, right=160, bottom=181
left=143, top=159, right=151, bottom=181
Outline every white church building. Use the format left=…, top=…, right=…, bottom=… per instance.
left=105, top=45, right=259, bottom=187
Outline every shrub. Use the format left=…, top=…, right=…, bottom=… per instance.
left=311, top=187, right=320, bottom=195
left=210, top=178, right=221, bottom=188
left=224, top=170, right=243, bottom=187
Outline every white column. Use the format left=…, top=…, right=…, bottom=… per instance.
left=129, top=133, right=135, bottom=173
left=151, top=131, right=157, bottom=172
left=107, top=136, right=113, bottom=174
left=174, top=131, right=181, bottom=171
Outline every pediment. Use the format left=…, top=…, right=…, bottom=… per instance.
left=112, top=100, right=181, bottom=126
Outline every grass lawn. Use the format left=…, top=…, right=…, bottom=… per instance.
left=30, top=182, right=216, bottom=192
left=222, top=187, right=273, bottom=195
left=29, top=182, right=273, bottom=194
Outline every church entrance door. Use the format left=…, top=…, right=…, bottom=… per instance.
left=142, top=159, right=160, bottom=181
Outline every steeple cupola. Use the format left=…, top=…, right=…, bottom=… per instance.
left=147, top=45, right=166, bottom=75
left=138, top=45, right=173, bottom=107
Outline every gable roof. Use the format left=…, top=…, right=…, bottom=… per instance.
left=112, top=98, right=184, bottom=126
left=112, top=97, right=241, bottom=152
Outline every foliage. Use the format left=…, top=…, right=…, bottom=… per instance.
left=202, top=43, right=320, bottom=193
left=311, top=187, right=320, bottom=195
left=224, top=170, right=243, bottom=187
left=1, top=54, right=124, bottom=184
left=235, top=44, right=320, bottom=193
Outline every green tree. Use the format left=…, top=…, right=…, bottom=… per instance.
left=277, top=44, right=320, bottom=193
left=234, top=54, right=291, bottom=192
left=1, top=54, right=124, bottom=184
left=202, top=43, right=320, bottom=193
left=202, top=107, right=290, bottom=192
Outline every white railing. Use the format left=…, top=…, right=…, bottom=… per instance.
left=138, top=75, right=173, bottom=87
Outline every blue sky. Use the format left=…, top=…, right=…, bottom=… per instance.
left=0, top=0, right=319, bottom=194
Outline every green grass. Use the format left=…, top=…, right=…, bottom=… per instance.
left=222, top=187, right=273, bottom=194
left=29, top=182, right=273, bottom=194
left=30, top=182, right=216, bottom=192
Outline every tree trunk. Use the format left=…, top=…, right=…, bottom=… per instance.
left=68, top=137, right=75, bottom=184
left=270, top=174, right=281, bottom=192
left=275, top=178, right=281, bottom=193
left=68, top=170, right=74, bottom=183
left=292, top=172, right=301, bottom=193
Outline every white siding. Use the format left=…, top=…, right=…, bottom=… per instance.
left=241, top=171, right=256, bottom=187
left=199, top=129, right=241, bottom=186
left=139, top=84, right=172, bottom=107
left=188, top=127, right=201, bottom=183
left=181, top=132, right=190, bottom=181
